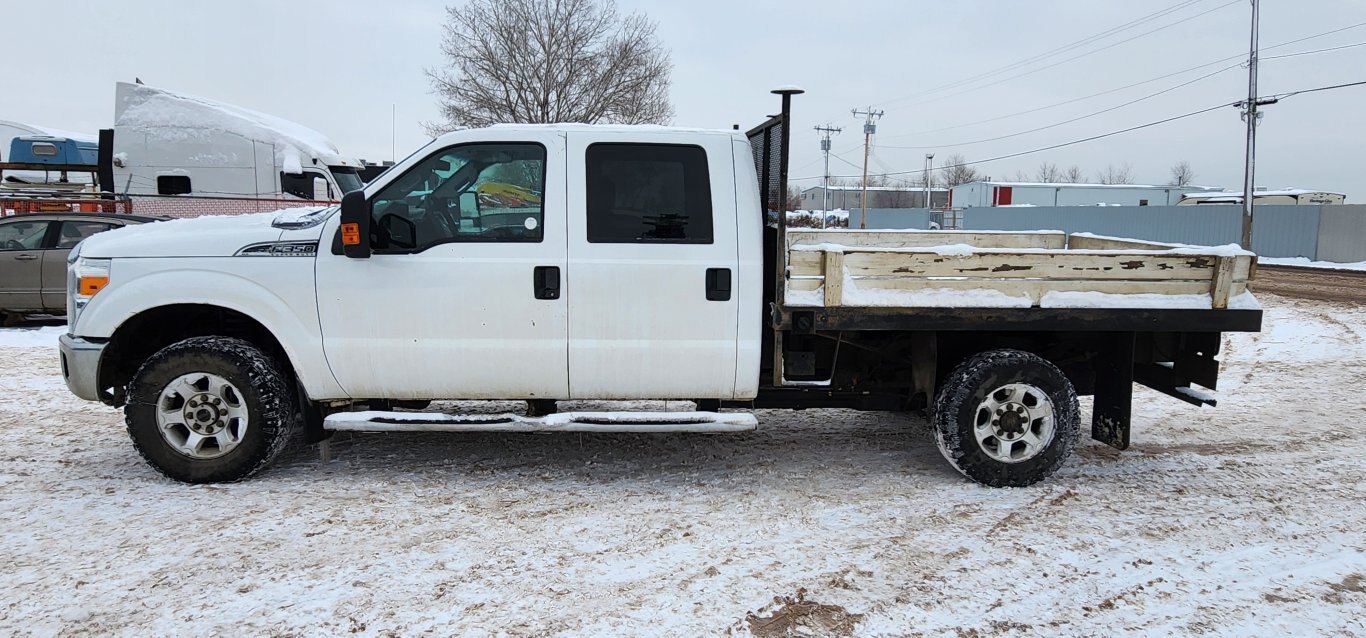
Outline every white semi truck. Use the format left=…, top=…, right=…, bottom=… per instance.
left=111, top=81, right=364, bottom=201
left=57, top=94, right=1262, bottom=487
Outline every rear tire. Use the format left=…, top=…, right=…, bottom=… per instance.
left=933, top=349, right=1080, bottom=487
left=125, top=337, right=297, bottom=483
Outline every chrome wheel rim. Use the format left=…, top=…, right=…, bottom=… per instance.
left=155, top=372, right=249, bottom=459
left=974, top=383, right=1055, bottom=464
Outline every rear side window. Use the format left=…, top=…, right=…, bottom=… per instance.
left=157, top=175, right=192, bottom=195
left=57, top=221, right=118, bottom=248
left=586, top=144, right=712, bottom=244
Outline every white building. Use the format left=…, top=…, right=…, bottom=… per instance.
left=800, top=185, right=949, bottom=210
left=949, top=181, right=1222, bottom=208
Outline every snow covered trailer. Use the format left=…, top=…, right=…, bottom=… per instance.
left=110, top=82, right=364, bottom=201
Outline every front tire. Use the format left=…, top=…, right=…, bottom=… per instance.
left=125, top=337, right=297, bottom=483
left=933, top=349, right=1080, bottom=487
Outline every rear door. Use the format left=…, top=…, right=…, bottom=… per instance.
left=0, top=218, right=56, bottom=312
left=565, top=133, right=740, bottom=399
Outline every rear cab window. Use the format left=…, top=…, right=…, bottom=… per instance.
left=585, top=144, right=712, bottom=244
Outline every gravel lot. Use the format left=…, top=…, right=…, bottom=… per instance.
left=2, top=294, right=1363, bottom=636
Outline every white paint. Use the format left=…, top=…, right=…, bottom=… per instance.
left=315, top=129, right=570, bottom=400
left=563, top=129, right=744, bottom=400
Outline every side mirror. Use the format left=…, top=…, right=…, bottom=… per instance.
left=312, top=176, right=330, bottom=201
left=458, top=191, right=480, bottom=218
left=339, top=190, right=371, bottom=258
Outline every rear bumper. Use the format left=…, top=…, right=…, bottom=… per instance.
left=58, top=334, right=105, bottom=402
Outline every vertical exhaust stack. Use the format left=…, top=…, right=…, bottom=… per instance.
left=97, top=128, right=115, bottom=196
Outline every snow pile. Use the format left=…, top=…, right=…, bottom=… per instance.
left=1261, top=257, right=1366, bottom=272
left=1041, top=290, right=1261, bottom=310
left=0, top=325, right=64, bottom=348
left=114, top=81, right=354, bottom=168
left=929, top=243, right=974, bottom=257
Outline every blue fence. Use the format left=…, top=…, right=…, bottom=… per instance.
left=848, top=204, right=1366, bottom=260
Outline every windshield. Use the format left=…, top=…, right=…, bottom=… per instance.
left=329, top=167, right=364, bottom=195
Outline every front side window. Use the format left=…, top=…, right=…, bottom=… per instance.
left=281, top=171, right=332, bottom=200
left=586, top=144, right=712, bottom=244
left=369, top=143, right=545, bottom=252
left=0, top=220, right=52, bottom=251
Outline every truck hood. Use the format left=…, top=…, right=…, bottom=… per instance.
left=80, top=207, right=330, bottom=258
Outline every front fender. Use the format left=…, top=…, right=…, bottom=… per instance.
left=75, top=257, right=346, bottom=400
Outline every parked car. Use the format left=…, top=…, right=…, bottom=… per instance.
left=0, top=213, right=163, bottom=324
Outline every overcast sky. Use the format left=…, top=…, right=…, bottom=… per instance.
left=6, top=0, right=1366, bottom=195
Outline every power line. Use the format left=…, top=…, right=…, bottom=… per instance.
left=873, top=0, right=1208, bottom=107
left=877, top=62, right=1243, bottom=150
left=1262, top=40, right=1366, bottom=60
left=879, top=23, right=1366, bottom=141
left=793, top=101, right=1234, bottom=182
left=792, top=79, right=1366, bottom=184
left=1269, top=79, right=1366, bottom=100
left=876, top=0, right=1242, bottom=111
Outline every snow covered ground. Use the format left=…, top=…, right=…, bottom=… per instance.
left=1261, top=256, right=1366, bottom=272
left=2, top=294, right=1364, bottom=636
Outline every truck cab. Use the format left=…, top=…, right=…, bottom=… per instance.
left=319, top=125, right=761, bottom=401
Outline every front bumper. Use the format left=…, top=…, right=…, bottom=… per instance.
left=58, top=334, right=105, bottom=402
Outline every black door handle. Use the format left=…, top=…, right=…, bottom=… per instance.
left=533, top=266, right=560, bottom=300
left=15, top=254, right=38, bottom=261
left=705, top=268, right=731, bottom=301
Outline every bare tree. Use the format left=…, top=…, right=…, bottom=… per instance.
left=426, top=0, right=673, bottom=132
left=785, top=185, right=804, bottom=211
left=939, top=153, right=981, bottom=187
left=1035, top=162, right=1062, bottom=183
left=1169, top=161, right=1197, bottom=186
left=1012, top=169, right=1031, bottom=182
left=1063, top=165, right=1085, bottom=183
left=1095, top=163, right=1135, bottom=185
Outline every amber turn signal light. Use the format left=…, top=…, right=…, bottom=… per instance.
left=341, top=223, right=360, bottom=246
left=78, top=275, right=110, bottom=297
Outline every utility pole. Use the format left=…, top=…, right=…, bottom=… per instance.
left=851, top=107, right=883, bottom=229
left=814, top=124, right=842, bottom=229
left=1239, top=0, right=1264, bottom=250
left=924, top=153, right=935, bottom=212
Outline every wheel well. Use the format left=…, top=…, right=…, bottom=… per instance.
left=99, top=304, right=293, bottom=406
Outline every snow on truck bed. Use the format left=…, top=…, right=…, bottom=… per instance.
left=786, top=230, right=1258, bottom=311
left=1, top=293, right=1363, bottom=635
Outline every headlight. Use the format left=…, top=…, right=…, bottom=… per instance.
left=71, top=257, right=111, bottom=311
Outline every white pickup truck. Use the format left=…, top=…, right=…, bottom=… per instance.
left=58, top=96, right=1262, bottom=487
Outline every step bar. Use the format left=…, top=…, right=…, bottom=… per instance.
left=323, top=410, right=758, bottom=433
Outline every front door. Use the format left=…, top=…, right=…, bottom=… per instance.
left=0, top=218, right=55, bottom=312
left=565, top=134, right=740, bottom=399
left=316, top=133, right=568, bottom=400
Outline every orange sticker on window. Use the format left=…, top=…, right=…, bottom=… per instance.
left=340, top=222, right=360, bottom=246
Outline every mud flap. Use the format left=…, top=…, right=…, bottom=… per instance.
left=1091, top=332, right=1134, bottom=450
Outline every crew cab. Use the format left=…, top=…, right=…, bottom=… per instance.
left=58, top=104, right=1262, bottom=487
